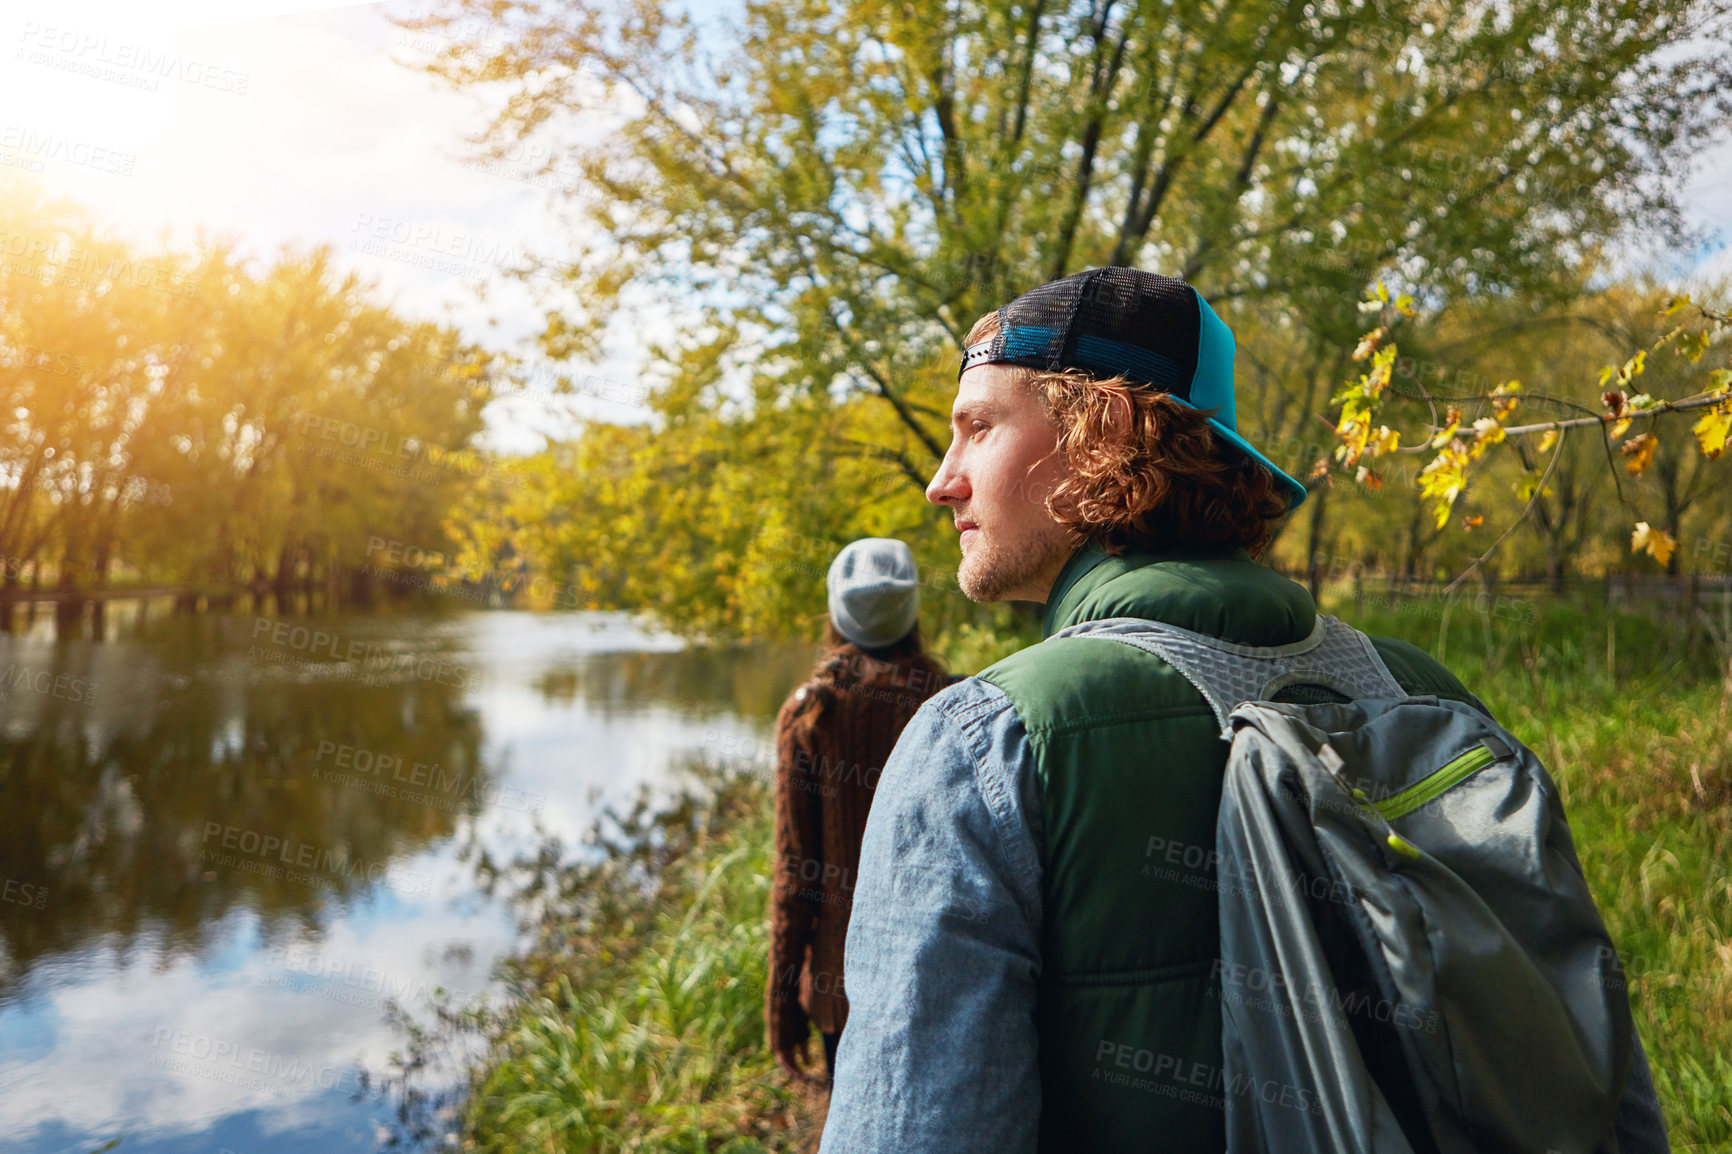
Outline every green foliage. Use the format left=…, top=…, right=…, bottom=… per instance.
left=401, top=0, right=1732, bottom=641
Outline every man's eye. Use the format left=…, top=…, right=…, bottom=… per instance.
left=971, top=421, right=989, bottom=436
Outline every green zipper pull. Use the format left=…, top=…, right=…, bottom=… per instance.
left=1386, top=832, right=1421, bottom=860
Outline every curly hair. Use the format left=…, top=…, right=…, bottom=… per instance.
left=964, top=311, right=1291, bottom=558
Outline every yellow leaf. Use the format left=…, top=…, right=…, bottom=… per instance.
left=1491, top=380, right=1521, bottom=420
left=1472, top=417, right=1505, bottom=444
left=1677, top=330, right=1711, bottom=363
left=1463, top=515, right=1484, bottom=530
left=1369, top=425, right=1401, bottom=457
left=1620, top=432, right=1658, bottom=475
left=1695, top=408, right=1732, bottom=459
left=1612, top=417, right=1633, bottom=439
left=1536, top=429, right=1558, bottom=452
left=1353, top=327, right=1388, bottom=361
left=1516, top=476, right=1554, bottom=502
left=1431, top=422, right=1460, bottom=449
left=1419, top=443, right=1468, bottom=528
left=1631, top=521, right=1676, bottom=567
left=1620, top=350, right=1647, bottom=383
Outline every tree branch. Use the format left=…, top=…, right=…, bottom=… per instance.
left=1442, top=425, right=1567, bottom=597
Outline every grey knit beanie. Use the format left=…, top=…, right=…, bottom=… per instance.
left=826, top=538, right=920, bottom=649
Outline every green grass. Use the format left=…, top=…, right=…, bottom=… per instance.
left=460, top=594, right=1732, bottom=1151
left=458, top=768, right=822, bottom=1153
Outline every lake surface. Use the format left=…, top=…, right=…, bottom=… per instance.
left=0, top=597, right=814, bottom=1153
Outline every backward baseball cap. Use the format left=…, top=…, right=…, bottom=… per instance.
left=958, top=266, right=1309, bottom=510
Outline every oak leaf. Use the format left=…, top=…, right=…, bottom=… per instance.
left=1631, top=521, right=1677, bottom=567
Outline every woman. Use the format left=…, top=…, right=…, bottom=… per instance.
left=766, top=537, right=955, bottom=1085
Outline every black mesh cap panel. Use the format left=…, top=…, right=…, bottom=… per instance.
left=959, top=267, right=1201, bottom=399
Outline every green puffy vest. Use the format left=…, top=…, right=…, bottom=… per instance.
left=976, top=543, right=1486, bottom=1153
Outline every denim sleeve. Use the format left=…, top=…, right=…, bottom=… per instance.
left=818, top=678, right=1044, bottom=1154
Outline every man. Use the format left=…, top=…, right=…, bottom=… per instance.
left=817, top=268, right=1664, bottom=1152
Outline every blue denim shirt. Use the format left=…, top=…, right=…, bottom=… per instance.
left=818, top=675, right=1042, bottom=1153
left=816, top=669, right=1672, bottom=1153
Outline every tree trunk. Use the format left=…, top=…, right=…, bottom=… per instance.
left=1305, top=484, right=1329, bottom=602
left=1546, top=549, right=1565, bottom=596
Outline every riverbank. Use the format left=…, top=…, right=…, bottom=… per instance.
left=457, top=594, right=1731, bottom=1152
left=455, top=767, right=828, bottom=1152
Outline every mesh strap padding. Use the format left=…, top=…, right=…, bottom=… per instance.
left=1049, top=615, right=1407, bottom=737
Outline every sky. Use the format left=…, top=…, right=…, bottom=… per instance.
left=1, top=0, right=1729, bottom=457
left=0, top=0, right=650, bottom=454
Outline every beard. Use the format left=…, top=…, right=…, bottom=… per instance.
left=957, top=521, right=1076, bottom=602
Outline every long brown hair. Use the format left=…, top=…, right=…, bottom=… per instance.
left=788, top=620, right=942, bottom=744
left=817, top=619, right=929, bottom=680
left=964, top=310, right=1290, bottom=557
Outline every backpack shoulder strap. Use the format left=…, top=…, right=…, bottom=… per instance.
left=1048, top=615, right=1407, bottom=737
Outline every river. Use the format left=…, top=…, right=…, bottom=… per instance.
left=0, top=596, right=814, bottom=1152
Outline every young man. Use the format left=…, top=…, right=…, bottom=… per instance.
left=816, top=268, right=1665, bottom=1152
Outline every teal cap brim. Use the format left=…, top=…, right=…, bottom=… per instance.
left=1164, top=393, right=1310, bottom=511
left=1189, top=289, right=1308, bottom=511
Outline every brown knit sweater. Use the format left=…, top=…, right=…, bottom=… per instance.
left=766, top=642, right=955, bottom=1048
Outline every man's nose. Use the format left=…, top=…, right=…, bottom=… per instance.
left=926, top=445, right=967, bottom=506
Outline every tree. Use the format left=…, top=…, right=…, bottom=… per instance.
left=396, top=0, right=1732, bottom=639
left=0, top=172, right=501, bottom=601
left=1318, top=280, right=1732, bottom=592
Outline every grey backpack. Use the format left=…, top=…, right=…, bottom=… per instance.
left=1051, top=614, right=1669, bottom=1154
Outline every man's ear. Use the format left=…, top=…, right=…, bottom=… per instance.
left=1101, top=387, right=1134, bottom=440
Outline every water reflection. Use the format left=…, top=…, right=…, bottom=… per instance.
left=0, top=606, right=486, bottom=1003
left=0, top=602, right=813, bottom=1152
